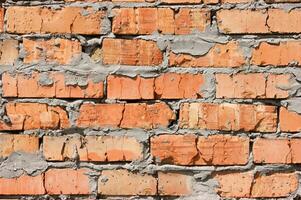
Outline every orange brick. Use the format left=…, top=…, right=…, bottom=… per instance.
left=45, top=169, right=90, bottom=195
left=102, top=38, right=163, bottom=66
left=3, top=72, right=103, bottom=98
left=217, top=10, right=269, bottom=34
left=216, top=73, right=290, bottom=99
left=251, top=41, right=301, bottom=66
left=0, top=103, right=70, bottom=131
left=253, top=138, right=291, bottom=164
left=107, top=73, right=204, bottom=100
left=77, top=103, right=175, bottom=129
left=268, top=9, right=301, bottom=33
left=112, top=8, right=210, bottom=35
left=0, top=40, right=19, bottom=65
left=23, top=38, right=81, bottom=65
left=107, top=75, right=155, bottom=100
left=160, top=0, right=218, bottom=4
left=98, top=170, right=157, bottom=195
left=0, top=134, right=39, bottom=158
left=215, top=172, right=298, bottom=198
left=0, top=8, right=4, bottom=32
left=197, top=135, right=249, bottom=165
left=151, top=134, right=198, bottom=165
left=180, top=103, right=277, bottom=132
left=43, top=135, right=143, bottom=161
left=151, top=134, right=249, bottom=165
left=253, top=138, right=301, bottom=164
left=169, top=42, right=245, bottom=68
left=6, top=7, right=106, bottom=34
left=158, top=172, right=192, bottom=196
left=0, top=174, right=45, bottom=195
left=280, top=107, right=301, bottom=132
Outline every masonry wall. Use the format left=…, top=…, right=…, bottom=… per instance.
left=0, top=0, right=301, bottom=199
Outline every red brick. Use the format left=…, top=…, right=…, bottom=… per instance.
left=98, top=170, right=157, bottom=195
left=217, top=10, right=269, bottom=34
left=77, top=102, right=175, bottom=129
left=0, top=8, right=4, bottom=32
left=107, top=75, right=155, bottom=100
left=268, top=9, right=301, bottom=33
left=151, top=134, right=198, bottom=165
left=169, top=42, right=245, bottom=68
left=280, top=107, right=301, bottom=132
left=217, top=9, right=301, bottom=34
left=158, top=172, right=192, bottom=196
left=251, top=41, right=301, bottom=66
left=6, top=7, right=106, bottom=34
left=253, top=138, right=301, bottom=164
left=0, top=134, right=39, bottom=158
left=160, top=0, right=218, bottom=4
left=102, top=38, right=163, bottom=66
left=107, top=73, right=204, bottom=100
left=112, top=8, right=210, bottom=35
left=215, top=172, right=298, bottom=198
left=3, top=72, right=103, bottom=98
left=216, top=73, right=290, bottom=99
left=43, top=135, right=143, bottom=161
left=253, top=138, right=291, bottom=164
left=23, top=38, right=81, bottom=65
left=151, top=134, right=249, bottom=165
left=0, top=39, right=19, bottom=65
left=0, top=103, right=70, bottom=131
left=180, top=103, right=277, bottom=132
left=197, top=135, right=249, bottom=165
left=45, top=169, right=90, bottom=195
left=0, top=174, right=45, bottom=195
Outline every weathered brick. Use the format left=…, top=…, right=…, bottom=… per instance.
left=251, top=41, right=301, bottom=66
left=112, top=8, right=210, bottom=35
left=0, top=134, right=39, bottom=158
left=216, top=73, right=291, bottom=99
left=169, top=42, right=245, bottom=68
left=43, top=135, right=143, bottom=161
left=77, top=102, right=175, bottom=129
left=0, top=40, right=19, bottom=65
left=217, top=9, right=301, bottom=34
left=268, top=9, right=301, bottom=33
left=217, top=10, right=269, bottom=34
left=45, top=169, right=90, bottom=195
left=102, top=38, right=163, bottom=66
left=160, top=0, right=218, bottom=4
left=180, top=103, right=277, bottom=132
left=98, top=170, right=157, bottom=195
left=151, top=134, right=249, bottom=165
left=3, top=72, right=103, bottom=98
left=0, top=103, right=70, bottom=131
left=107, top=73, right=204, bottom=100
left=0, top=8, right=4, bottom=32
left=253, top=138, right=301, bottom=164
left=253, top=138, right=291, bottom=164
left=0, top=174, right=45, bottom=195
left=23, top=38, right=81, bottom=65
left=280, top=107, right=301, bottom=132
left=158, top=172, right=192, bottom=196
left=6, top=7, right=106, bottom=34
left=215, top=172, right=298, bottom=198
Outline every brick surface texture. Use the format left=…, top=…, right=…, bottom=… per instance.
left=0, top=0, right=300, bottom=199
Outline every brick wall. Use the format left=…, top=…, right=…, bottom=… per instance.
left=0, top=0, right=300, bottom=199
